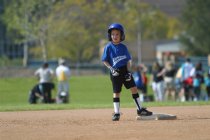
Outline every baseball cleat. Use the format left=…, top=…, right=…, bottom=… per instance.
left=137, top=108, right=153, bottom=116
left=112, top=113, right=120, bottom=121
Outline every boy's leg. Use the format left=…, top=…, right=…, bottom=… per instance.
left=130, top=87, right=152, bottom=116
left=130, top=87, right=141, bottom=111
left=113, top=93, right=120, bottom=114
left=110, top=74, right=123, bottom=121
left=112, top=93, right=120, bottom=121
left=124, top=76, right=152, bottom=116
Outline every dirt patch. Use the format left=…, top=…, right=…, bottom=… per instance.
left=1, top=106, right=210, bottom=140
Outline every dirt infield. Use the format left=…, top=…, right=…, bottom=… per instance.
left=1, top=106, right=210, bottom=140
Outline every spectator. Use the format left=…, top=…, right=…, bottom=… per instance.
left=191, top=62, right=204, bottom=101
left=175, top=67, right=183, bottom=101
left=204, top=67, right=210, bottom=100
left=35, top=62, right=55, bottom=103
left=151, top=62, right=164, bottom=101
left=179, top=58, right=194, bottom=101
left=55, top=58, right=71, bottom=103
left=162, top=61, right=177, bottom=101
left=132, top=64, right=148, bottom=102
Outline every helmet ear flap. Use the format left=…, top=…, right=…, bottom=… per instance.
left=108, top=32, right=112, bottom=41
left=121, top=33, right=125, bottom=41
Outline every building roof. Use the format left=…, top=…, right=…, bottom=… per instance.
left=156, top=40, right=184, bottom=52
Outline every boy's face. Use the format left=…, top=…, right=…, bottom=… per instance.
left=111, top=29, right=121, bottom=44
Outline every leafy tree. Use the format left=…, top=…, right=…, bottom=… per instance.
left=41, top=0, right=117, bottom=62
left=2, top=0, right=182, bottom=65
left=2, top=0, right=60, bottom=64
left=180, top=0, right=210, bottom=56
left=105, top=1, right=181, bottom=40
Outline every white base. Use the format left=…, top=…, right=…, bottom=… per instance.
left=136, top=113, right=177, bottom=120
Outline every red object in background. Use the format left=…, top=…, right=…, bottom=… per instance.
left=141, top=73, right=148, bottom=85
left=184, top=77, right=193, bottom=86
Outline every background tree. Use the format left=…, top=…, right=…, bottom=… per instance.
left=38, top=0, right=118, bottom=63
left=180, top=0, right=210, bottom=56
left=2, top=0, right=60, bottom=65
left=2, top=0, right=182, bottom=65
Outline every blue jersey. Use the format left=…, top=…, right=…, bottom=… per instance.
left=101, top=42, right=131, bottom=69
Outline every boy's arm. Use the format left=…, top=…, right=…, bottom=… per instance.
left=103, top=61, right=119, bottom=76
left=103, top=61, right=111, bottom=69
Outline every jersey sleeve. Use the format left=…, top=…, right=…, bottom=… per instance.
left=101, top=45, right=109, bottom=62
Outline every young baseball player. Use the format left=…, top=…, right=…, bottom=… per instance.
left=102, top=23, right=153, bottom=121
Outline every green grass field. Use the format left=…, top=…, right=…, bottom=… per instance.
left=0, top=75, right=210, bottom=111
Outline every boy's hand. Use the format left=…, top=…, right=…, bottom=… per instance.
left=125, top=72, right=132, bottom=81
left=109, top=67, right=119, bottom=76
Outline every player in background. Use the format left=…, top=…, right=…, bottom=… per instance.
left=56, top=58, right=71, bottom=103
left=34, top=62, right=55, bottom=103
left=101, top=23, right=153, bottom=121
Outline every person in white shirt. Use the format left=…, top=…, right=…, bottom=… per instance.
left=56, top=58, right=71, bottom=103
left=34, top=62, right=54, bottom=103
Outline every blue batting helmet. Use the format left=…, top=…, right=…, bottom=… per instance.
left=108, top=23, right=125, bottom=41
